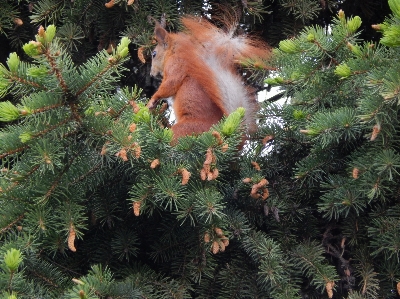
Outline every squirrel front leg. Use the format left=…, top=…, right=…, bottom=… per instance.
left=147, top=97, right=161, bottom=110
left=147, top=59, right=186, bottom=109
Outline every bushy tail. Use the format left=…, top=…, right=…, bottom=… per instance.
left=181, top=16, right=270, bottom=132
left=181, top=16, right=270, bottom=70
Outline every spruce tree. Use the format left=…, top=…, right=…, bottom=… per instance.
left=1, top=0, right=400, bottom=299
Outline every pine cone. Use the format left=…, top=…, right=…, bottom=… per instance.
left=133, top=201, right=141, bottom=216
left=68, top=225, right=77, bottom=252
left=212, top=241, right=219, bottom=254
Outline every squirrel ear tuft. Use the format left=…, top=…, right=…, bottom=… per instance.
left=154, top=26, right=168, bottom=44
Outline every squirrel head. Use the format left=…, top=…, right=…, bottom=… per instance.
left=150, top=23, right=169, bottom=78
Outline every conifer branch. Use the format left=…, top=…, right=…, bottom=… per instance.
left=0, top=145, right=29, bottom=159
left=295, top=254, right=330, bottom=282
left=0, top=181, right=18, bottom=195
left=67, top=101, right=82, bottom=124
left=40, top=115, right=75, bottom=136
left=31, top=103, right=64, bottom=115
left=295, top=158, right=327, bottom=179
left=75, top=59, right=120, bottom=97
left=44, top=49, right=68, bottom=94
left=312, top=81, right=344, bottom=105
left=41, top=255, right=83, bottom=276
left=0, top=165, right=42, bottom=196
left=1, top=1, right=399, bottom=297
left=24, top=165, right=40, bottom=178
left=69, top=162, right=102, bottom=186
left=43, top=179, right=61, bottom=203
left=311, top=40, right=340, bottom=65
left=9, top=74, right=47, bottom=90
left=61, top=129, right=80, bottom=139
left=0, top=214, right=24, bottom=234
left=114, top=102, right=131, bottom=119
left=28, top=270, right=60, bottom=289
left=334, top=35, right=355, bottom=52
left=31, top=0, right=64, bottom=23
left=79, top=0, right=97, bottom=22
left=42, top=151, right=79, bottom=203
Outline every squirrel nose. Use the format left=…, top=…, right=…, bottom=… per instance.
left=150, top=69, right=163, bottom=79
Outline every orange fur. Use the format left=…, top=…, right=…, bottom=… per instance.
left=148, top=16, right=270, bottom=141
left=181, top=16, right=269, bottom=70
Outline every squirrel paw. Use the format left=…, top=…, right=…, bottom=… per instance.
left=146, top=98, right=159, bottom=110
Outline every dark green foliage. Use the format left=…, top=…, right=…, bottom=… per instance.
left=263, top=3, right=400, bottom=298
left=1, top=0, right=400, bottom=299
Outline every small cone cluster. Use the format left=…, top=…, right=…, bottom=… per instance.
left=204, top=232, right=211, bottom=243
left=352, top=167, right=359, bottom=179
left=325, top=281, right=335, bottom=298
left=131, top=143, right=141, bottom=158
left=115, top=143, right=141, bottom=161
left=250, top=178, right=269, bottom=200
left=150, top=158, right=160, bottom=169
left=129, top=123, right=137, bottom=132
left=133, top=201, right=141, bottom=216
left=13, top=18, right=23, bottom=26
left=38, top=26, right=45, bottom=38
left=200, top=148, right=219, bottom=181
left=100, top=141, right=110, bottom=155
left=106, top=42, right=116, bottom=54
left=72, top=278, right=84, bottom=285
left=68, top=224, right=77, bottom=252
left=251, top=161, right=261, bottom=171
left=242, top=177, right=252, bottom=184
left=204, top=227, right=229, bottom=254
left=116, top=148, right=128, bottom=161
left=212, top=131, right=223, bottom=145
left=370, top=124, right=380, bottom=141
left=178, top=168, right=191, bottom=185
left=243, top=176, right=269, bottom=200
left=105, top=0, right=115, bottom=8
left=221, top=143, right=229, bottom=152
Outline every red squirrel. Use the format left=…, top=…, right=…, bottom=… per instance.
left=147, top=16, right=270, bottom=141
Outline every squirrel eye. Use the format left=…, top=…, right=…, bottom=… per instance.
left=152, top=50, right=157, bottom=58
